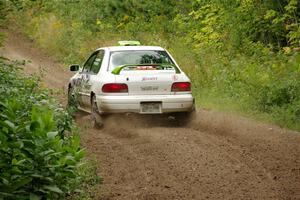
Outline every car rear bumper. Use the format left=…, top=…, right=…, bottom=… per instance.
left=96, top=94, right=194, bottom=114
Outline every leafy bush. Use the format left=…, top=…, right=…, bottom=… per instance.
left=0, top=58, right=84, bottom=199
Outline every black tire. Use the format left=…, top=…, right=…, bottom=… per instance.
left=91, top=95, right=103, bottom=129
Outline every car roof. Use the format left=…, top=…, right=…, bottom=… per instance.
left=96, top=45, right=165, bottom=52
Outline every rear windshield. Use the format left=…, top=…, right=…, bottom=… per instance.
left=108, top=50, right=174, bottom=71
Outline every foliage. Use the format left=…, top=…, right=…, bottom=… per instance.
left=0, top=0, right=9, bottom=25
left=7, top=0, right=300, bottom=130
left=0, top=58, right=85, bottom=199
left=0, top=0, right=9, bottom=46
left=66, top=158, right=102, bottom=200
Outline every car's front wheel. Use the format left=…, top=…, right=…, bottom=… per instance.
left=67, top=86, right=78, bottom=114
left=91, top=95, right=103, bottom=128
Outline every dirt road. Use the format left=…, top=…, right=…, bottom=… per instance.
left=1, top=29, right=300, bottom=200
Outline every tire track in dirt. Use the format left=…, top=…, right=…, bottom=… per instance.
left=1, top=28, right=300, bottom=200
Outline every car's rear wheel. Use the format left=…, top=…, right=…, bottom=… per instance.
left=91, top=95, right=103, bottom=128
left=172, top=101, right=196, bottom=126
left=173, top=110, right=195, bottom=126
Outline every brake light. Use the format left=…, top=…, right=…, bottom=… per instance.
left=102, top=83, right=128, bottom=93
left=171, top=82, right=191, bottom=92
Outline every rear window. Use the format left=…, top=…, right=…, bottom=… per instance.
left=108, top=50, right=174, bottom=71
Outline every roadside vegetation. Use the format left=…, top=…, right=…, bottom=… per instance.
left=0, top=57, right=100, bottom=200
left=0, top=6, right=99, bottom=200
left=0, top=57, right=80, bottom=199
left=6, top=0, right=300, bottom=131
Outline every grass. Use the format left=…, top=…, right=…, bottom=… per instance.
left=66, top=157, right=102, bottom=200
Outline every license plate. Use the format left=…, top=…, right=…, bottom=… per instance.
left=140, top=102, right=161, bottom=114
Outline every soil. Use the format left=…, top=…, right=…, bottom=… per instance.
left=1, top=28, right=300, bottom=200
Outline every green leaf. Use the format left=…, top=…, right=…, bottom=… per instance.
left=16, top=140, right=24, bottom=148
left=30, top=193, right=41, bottom=200
left=1, top=177, right=9, bottom=185
left=12, top=177, right=32, bottom=190
left=39, top=149, right=55, bottom=157
left=30, top=121, right=40, bottom=131
left=12, top=158, right=18, bottom=165
left=65, top=155, right=76, bottom=165
left=47, top=131, right=58, bottom=139
left=74, top=149, right=85, bottom=160
left=0, top=192, right=14, bottom=198
left=14, top=159, right=27, bottom=166
left=4, top=120, right=15, bottom=130
left=43, top=185, right=63, bottom=194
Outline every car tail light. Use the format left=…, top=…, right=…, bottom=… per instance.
left=171, top=82, right=191, bottom=92
left=102, top=83, right=128, bottom=93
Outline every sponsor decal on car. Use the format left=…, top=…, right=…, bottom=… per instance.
left=142, top=77, right=158, bottom=81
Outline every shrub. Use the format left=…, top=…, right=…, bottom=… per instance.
left=0, top=58, right=84, bottom=199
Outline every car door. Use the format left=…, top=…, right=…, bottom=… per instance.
left=80, top=50, right=104, bottom=108
left=78, top=52, right=97, bottom=109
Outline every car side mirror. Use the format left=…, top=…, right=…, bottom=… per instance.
left=69, top=64, right=80, bottom=72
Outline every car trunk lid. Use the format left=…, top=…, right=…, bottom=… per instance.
left=115, top=69, right=179, bottom=95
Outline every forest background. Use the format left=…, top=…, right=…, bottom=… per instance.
left=3, top=0, right=300, bottom=130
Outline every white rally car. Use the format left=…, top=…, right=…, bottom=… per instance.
left=68, top=41, right=195, bottom=127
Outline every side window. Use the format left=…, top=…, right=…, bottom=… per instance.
left=82, top=53, right=98, bottom=73
left=90, top=50, right=104, bottom=74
